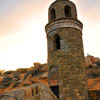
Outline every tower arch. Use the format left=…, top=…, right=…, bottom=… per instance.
left=64, top=5, right=72, bottom=17
left=50, top=8, right=56, bottom=22
left=54, top=34, right=61, bottom=50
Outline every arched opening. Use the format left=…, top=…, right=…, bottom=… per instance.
left=64, top=5, right=72, bottom=17
left=54, top=34, right=60, bottom=50
left=50, top=86, right=59, bottom=99
left=50, top=8, right=56, bottom=21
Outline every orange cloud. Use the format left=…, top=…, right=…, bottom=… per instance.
left=0, top=0, right=50, bottom=70
left=0, top=0, right=50, bottom=37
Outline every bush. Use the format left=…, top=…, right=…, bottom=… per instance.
left=13, top=81, right=20, bottom=88
left=23, top=71, right=31, bottom=80
left=91, top=72, right=98, bottom=78
left=12, top=73, right=20, bottom=80
left=2, top=76, right=12, bottom=83
left=96, top=61, right=100, bottom=66
left=4, top=70, right=14, bottom=75
left=13, top=71, right=20, bottom=76
left=2, top=82, right=11, bottom=87
left=87, top=72, right=100, bottom=78
left=0, top=84, right=5, bottom=89
left=1, top=76, right=12, bottom=88
left=16, top=68, right=28, bottom=73
left=23, top=83, right=30, bottom=86
left=23, top=69, right=42, bottom=80
left=31, top=69, right=40, bottom=76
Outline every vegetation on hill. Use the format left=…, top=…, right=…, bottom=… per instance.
left=0, top=63, right=48, bottom=93
left=0, top=56, right=100, bottom=99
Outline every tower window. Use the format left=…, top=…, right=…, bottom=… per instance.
left=54, top=34, right=60, bottom=50
left=50, top=8, right=56, bottom=21
left=64, top=5, right=72, bottom=17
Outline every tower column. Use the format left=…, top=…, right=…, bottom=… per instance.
left=45, top=0, right=89, bottom=100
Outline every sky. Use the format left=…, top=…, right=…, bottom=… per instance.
left=0, top=0, right=100, bottom=71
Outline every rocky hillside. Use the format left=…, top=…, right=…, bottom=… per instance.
left=85, top=56, right=100, bottom=90
left=0, top=55, right=100, bottom=99
left=0, top=63, right=48, bottom=94
left=85, top=55, right=100, bottom=100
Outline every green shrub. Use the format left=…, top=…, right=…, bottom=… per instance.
left=96, top=61, right=100, bottom=66
left=31, top=69, right=40, bottom=76
left=12, top=73, right=20, bottom=80
left=23, top=83, right=30, bottom=86
left=0, top=85, right=5, bottom=89
left=23, top=71, right=31, bottom=80
left=16, top=68, right=28, bottom=73
left=3, top=82, right=11, bottom=87
left=13, top=71, right=20, bottom=76
left=2, top=76, right=12, bottom=83
left=23, top=69, right=42, bottom=80
left=87, top=72, right=100, bottom=78
left=13, top=81, right=20, bottom=88
left=4, top=70, right=14, bottom=75
left=1, top=76, right=12, bottom=88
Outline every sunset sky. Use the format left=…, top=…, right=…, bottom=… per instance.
left=0, top=0, right=100, bottom=71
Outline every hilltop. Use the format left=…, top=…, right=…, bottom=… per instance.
left=0, top=63, right=48, bottom=93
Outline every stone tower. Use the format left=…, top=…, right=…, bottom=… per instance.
left=45, top=0, right=89, bottom=100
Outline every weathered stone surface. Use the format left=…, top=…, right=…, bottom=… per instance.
left=45, top=0, right=89, bottom=100
left=0, top=83, right=58, bottom=100
left=46, top=26, right=89, bottom=100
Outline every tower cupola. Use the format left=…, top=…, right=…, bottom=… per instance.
left=48, top=0, right=77, bottom=22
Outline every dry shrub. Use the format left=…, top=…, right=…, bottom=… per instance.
left=16, top=68, right=29, bottom=73
left=12, top=73, right=20, bottom=81
left=3, top=70, right=14, bottom=75
left=13, top=81, right=20, bottom=88
left=23, top=69, right=42, bottom=80
left=0, top=76, right=12, bottom=88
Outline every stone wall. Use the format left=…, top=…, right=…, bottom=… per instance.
left=0, top=83, right=58, bottom=100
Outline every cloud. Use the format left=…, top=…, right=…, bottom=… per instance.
left=70, top=0, right=100, bottom=58
left=0, top=0, right=50, bottom=70
left=78, top=0, right=100, bottom=10
left=0, top=0, right=50, bottom=37
left=76, top=0, right=100, bottom=22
